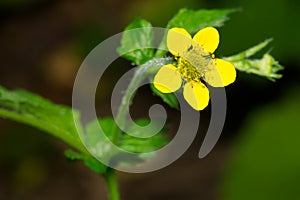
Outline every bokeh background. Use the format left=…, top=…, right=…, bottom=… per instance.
left=1, top=0, right=300, bottom=199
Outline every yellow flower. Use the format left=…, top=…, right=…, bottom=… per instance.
left=154, top=27, right=236, bottom=110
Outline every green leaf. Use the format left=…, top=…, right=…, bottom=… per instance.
left=168, top=8, right=236, bottom=33
left=150, top=83, right=179, bottom=110
left=83, top=117, right=168, bottom=168
left=0, top=86, right=86, bottom=153
left=117, top=17, right=154, bottom=65
left=65, top=117, right=118, bottom=174
left=121, top=119, right=168, bottom=153
left=85, top=117, right=168, bottom=155
left=224, top=39, right=283, bottom=80
left=155, top=8, right=236, bottom=57
left=85, top=117, right=117, bottom=159
left=65, top=149, right=107, bottom=173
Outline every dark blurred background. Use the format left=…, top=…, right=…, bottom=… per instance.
left=1, top=0, right=300, bottom=199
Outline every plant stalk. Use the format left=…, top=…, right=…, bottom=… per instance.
left=110, top=57, right=173, bottom=144
left=103, top=57, right=172, bottom=200
left=104, top=168, right=120, bottom=200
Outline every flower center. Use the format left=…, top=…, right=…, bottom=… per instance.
left=176, top=43, right=213, bottom=83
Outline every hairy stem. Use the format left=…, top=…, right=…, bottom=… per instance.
left=110, top=57, right=173, bottom=144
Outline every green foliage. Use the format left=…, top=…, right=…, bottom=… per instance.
left=0, top=86, right=168, bottom=173
left=221, top=87, right=300, bottom=200
left=65, top=117, right=167, bottom=172
left=168, top=8, right=236, bottom=34
left=85, top=117, right=167, bottom=154
left=0, top=86, right=86, bottom=153
left=224, top=39, right=283, bottom=80
left=85, top=118, right=117, bottom=161
left=121, top=118, right=168, bottom=153
left=117, top=17, right=154, bottom=65
left=65, top=149, right=107, bottom=173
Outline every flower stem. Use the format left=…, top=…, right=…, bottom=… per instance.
left=110, top=57, right=173, bottom=144
left=104, top=168, right=120, bottom=200
left=103, top=57, right=172, bottom=200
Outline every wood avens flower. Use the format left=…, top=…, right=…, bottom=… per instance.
left=154, top=27, right=236, bottom=110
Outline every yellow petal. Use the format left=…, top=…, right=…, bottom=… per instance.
left=204, top=59, right=236, bottom=87
left=167, top=28, right=192, bottom=57
left=193, top=27, right=219, bottom=53
left=183, top=81, right=210, bottom=110
left=153, top=64, right=182, bottom=93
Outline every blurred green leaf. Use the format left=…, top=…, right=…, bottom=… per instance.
left=0, top=86, right=86, bottom=153
left=221, top=87, right=300, bottom=200
left=65, top=149, right=107, bottom=174
left=224, top=39, right=283, bottom=80
left=150, top=83, right=179, bottom=110
left=155, top=8, right=236, bottom=57
left=117, top=17, right=154, bottom=65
